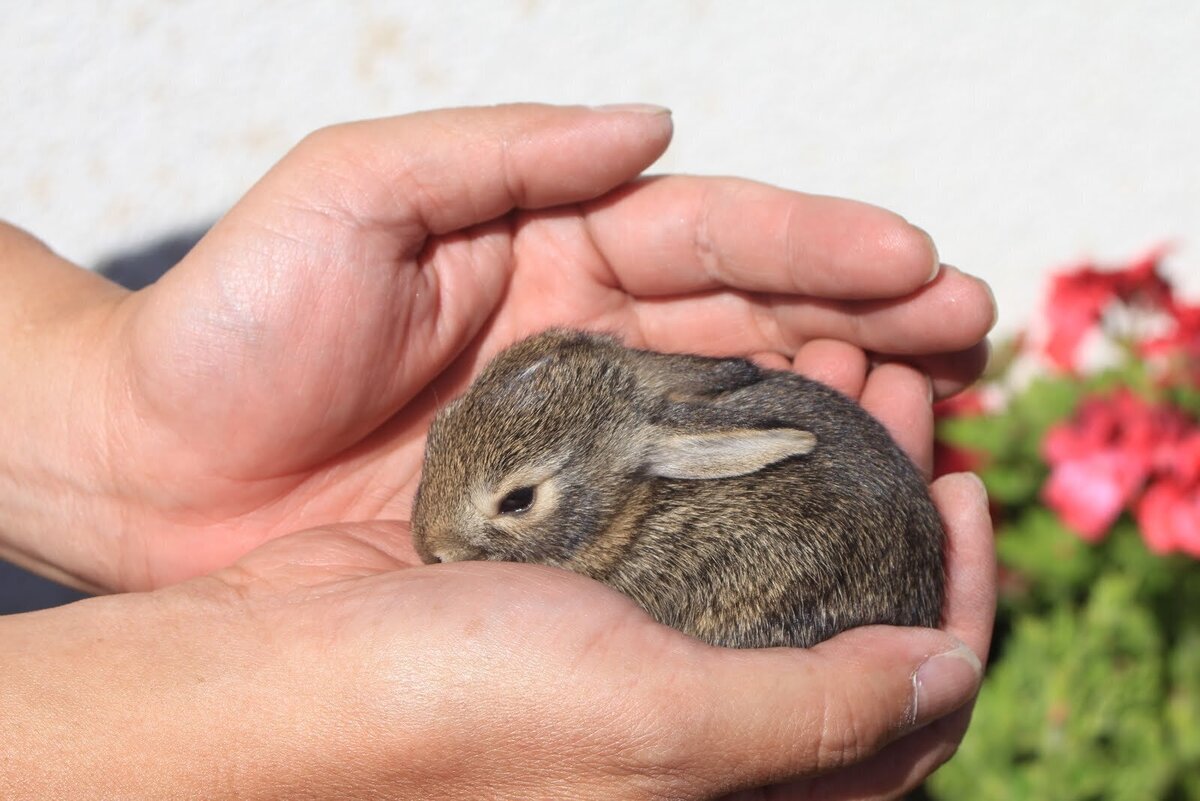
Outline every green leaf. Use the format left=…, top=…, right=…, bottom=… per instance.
left=937, top=414, right=1016, bottom=457
left=1168, top=382, right=1200, bottom=417
left=980, top=463, right=1045, bottom=506
left=1168, top=624, right=1200, bottom=767
left=996, top=508, right=1101, bottom=603
left=928, top=575, right=1174, bottom=801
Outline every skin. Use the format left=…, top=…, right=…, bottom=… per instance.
left=0, top=104, right=997, bottom=799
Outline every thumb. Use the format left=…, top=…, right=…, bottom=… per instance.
left=679, top=626, right=981, bottom=796
left=125, top=104, right=673, bottom=477
left=258, top=102, right=675, bottom=236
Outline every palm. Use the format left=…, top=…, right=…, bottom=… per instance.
left=114, top=203, right=746, bottom=584
left=194, top=461, right=995, bottom=801
left=103, top=106, right=991, bottom=589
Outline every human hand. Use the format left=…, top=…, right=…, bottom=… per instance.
left=2, top=473, right=993, bottom=801
left=0, top=103, right=994, bottom=591
left=752, top=342, right=997, bottom=799
left=2, top=272, right=995, bottom=799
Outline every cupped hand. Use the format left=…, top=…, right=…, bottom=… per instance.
left=7, top=471, right=993, bottom=801
left=5, top=308, right=995, bottom=798
left=47, top=103, right=993, bottom=591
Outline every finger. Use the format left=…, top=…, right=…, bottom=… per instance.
left=906, top=339, right=992, bottom=400
left=768, top=704, right=975, bottom=801
left=0, top=543, right=107, bottom=596
left=676, top=626, right=982, bottom=797
left=859, top=362, right=934, bottom=477
left=256, top=103, right=674, bottom=238
left=932, top=473, right=997, bottom=662
left=630, top=266, right=995, bottom=363
left=212, top=521, right=423, bottom=593
left=770, top=266, right=997, bottom=354
left=749, top=351, right=793, bottom=371
left=792, top=339, right=869, bottom=399
left=583, top=176, right=940, bottom=300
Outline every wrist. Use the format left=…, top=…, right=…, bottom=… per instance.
left=1, top=588, right=294, bottom=798
left=0, top=572, right=621, bottom=801
left=0, top=582, right=388, bottom=799
left=0, top=591, right=199, bottom=797
left=0, top=223, right=134, bottom=591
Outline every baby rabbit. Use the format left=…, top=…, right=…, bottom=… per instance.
left=411, top=329, right=945, bottom=649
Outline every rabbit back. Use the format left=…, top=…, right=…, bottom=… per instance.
left=412, top=330, right=945, bottom=650
left=578, top=369, right=945, bottom=649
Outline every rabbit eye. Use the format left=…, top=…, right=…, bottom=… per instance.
left=497, top=486, right=536, bottom=515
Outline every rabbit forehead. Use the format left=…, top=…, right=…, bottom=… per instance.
left=484, top=343, right=630, bottom=394
left=455, top=351, right=636, bottom=438
left=439, top=397, right=604, bottom=483
left=423, top=378, right=610, bottom=486
left=418, top=333, right=641, bottom=504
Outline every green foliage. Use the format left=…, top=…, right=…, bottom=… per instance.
left=925, top=443, right=1200, bottom=799
left=1170, top=382, right=1200, bottom=417
left=995, top=508, right=1101, bottom=606
left=928, top=526, right=1200, bottom=800
left=938, top=374, right=1083, bottom=508
left=925, top=309, right=1200, bottom=796
left=929, top=570, right=1176, bottom=801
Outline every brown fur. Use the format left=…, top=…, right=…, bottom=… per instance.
left=411, top=330, right=945, bottom=648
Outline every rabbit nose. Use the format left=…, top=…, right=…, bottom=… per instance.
left=429, top=544, right=481, bottom=563
left=430, top=547, right=458, bottom=563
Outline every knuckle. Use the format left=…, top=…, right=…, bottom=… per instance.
left=295, top=121, right=356, bottom=154
left=808, top=679, right=887, bottom=774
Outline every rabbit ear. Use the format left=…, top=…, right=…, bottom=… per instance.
left=645, top=428, right=816, bottom=480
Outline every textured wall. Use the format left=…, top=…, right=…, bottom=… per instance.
left=3, top=1, right=1198, bottom=333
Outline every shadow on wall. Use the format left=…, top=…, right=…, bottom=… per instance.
left=94, top=225, right=210, bottom=290
left=0, top=225, right=209, bottom=614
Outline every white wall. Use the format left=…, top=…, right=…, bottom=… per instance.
left=3, top=1, right=1198, bottom=334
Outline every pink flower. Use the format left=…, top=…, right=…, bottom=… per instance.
left=1160, top=430, right=1200, bottom=485
left=1137, top=479, right=1200, bottom=556
left=1041, top=387, right=1198, bottom=547
left=1143, top=302, right=1200, bottom=376
left=1044, top=451, right=1146, bottom=540
left=1043, top=248, right=1174, bottom=371
left=1043, top=394, right=1122, bottom=462
left=1043, top=389, right=1166, bottom=474
left=1110, top=249, right=1173, bottom=307
left=1044, top=269, right=1118, bottom=370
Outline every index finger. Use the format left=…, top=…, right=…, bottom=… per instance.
left=582, top=175, right=940, bottom=300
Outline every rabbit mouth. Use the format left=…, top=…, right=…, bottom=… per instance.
left=427, top=544, right=488, bottom=564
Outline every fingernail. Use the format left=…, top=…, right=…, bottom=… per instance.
left=983, top=280, right=999, bottom=331
left=957, top=471, right=989, bottom=503
left=589, top=103, right=672, bottom=116
left=912, top=225, right=940, bottom=284
left=946, top=264, right=998, bottom=331
left=910, top=642, right=982, bottom=728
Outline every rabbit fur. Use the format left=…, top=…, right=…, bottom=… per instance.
left=411, top=329, right=945, bottom=649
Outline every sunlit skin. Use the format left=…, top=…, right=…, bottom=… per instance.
left=2, top=105, right=992, bottom=595
left=0, top=104, right=996, bottom=799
